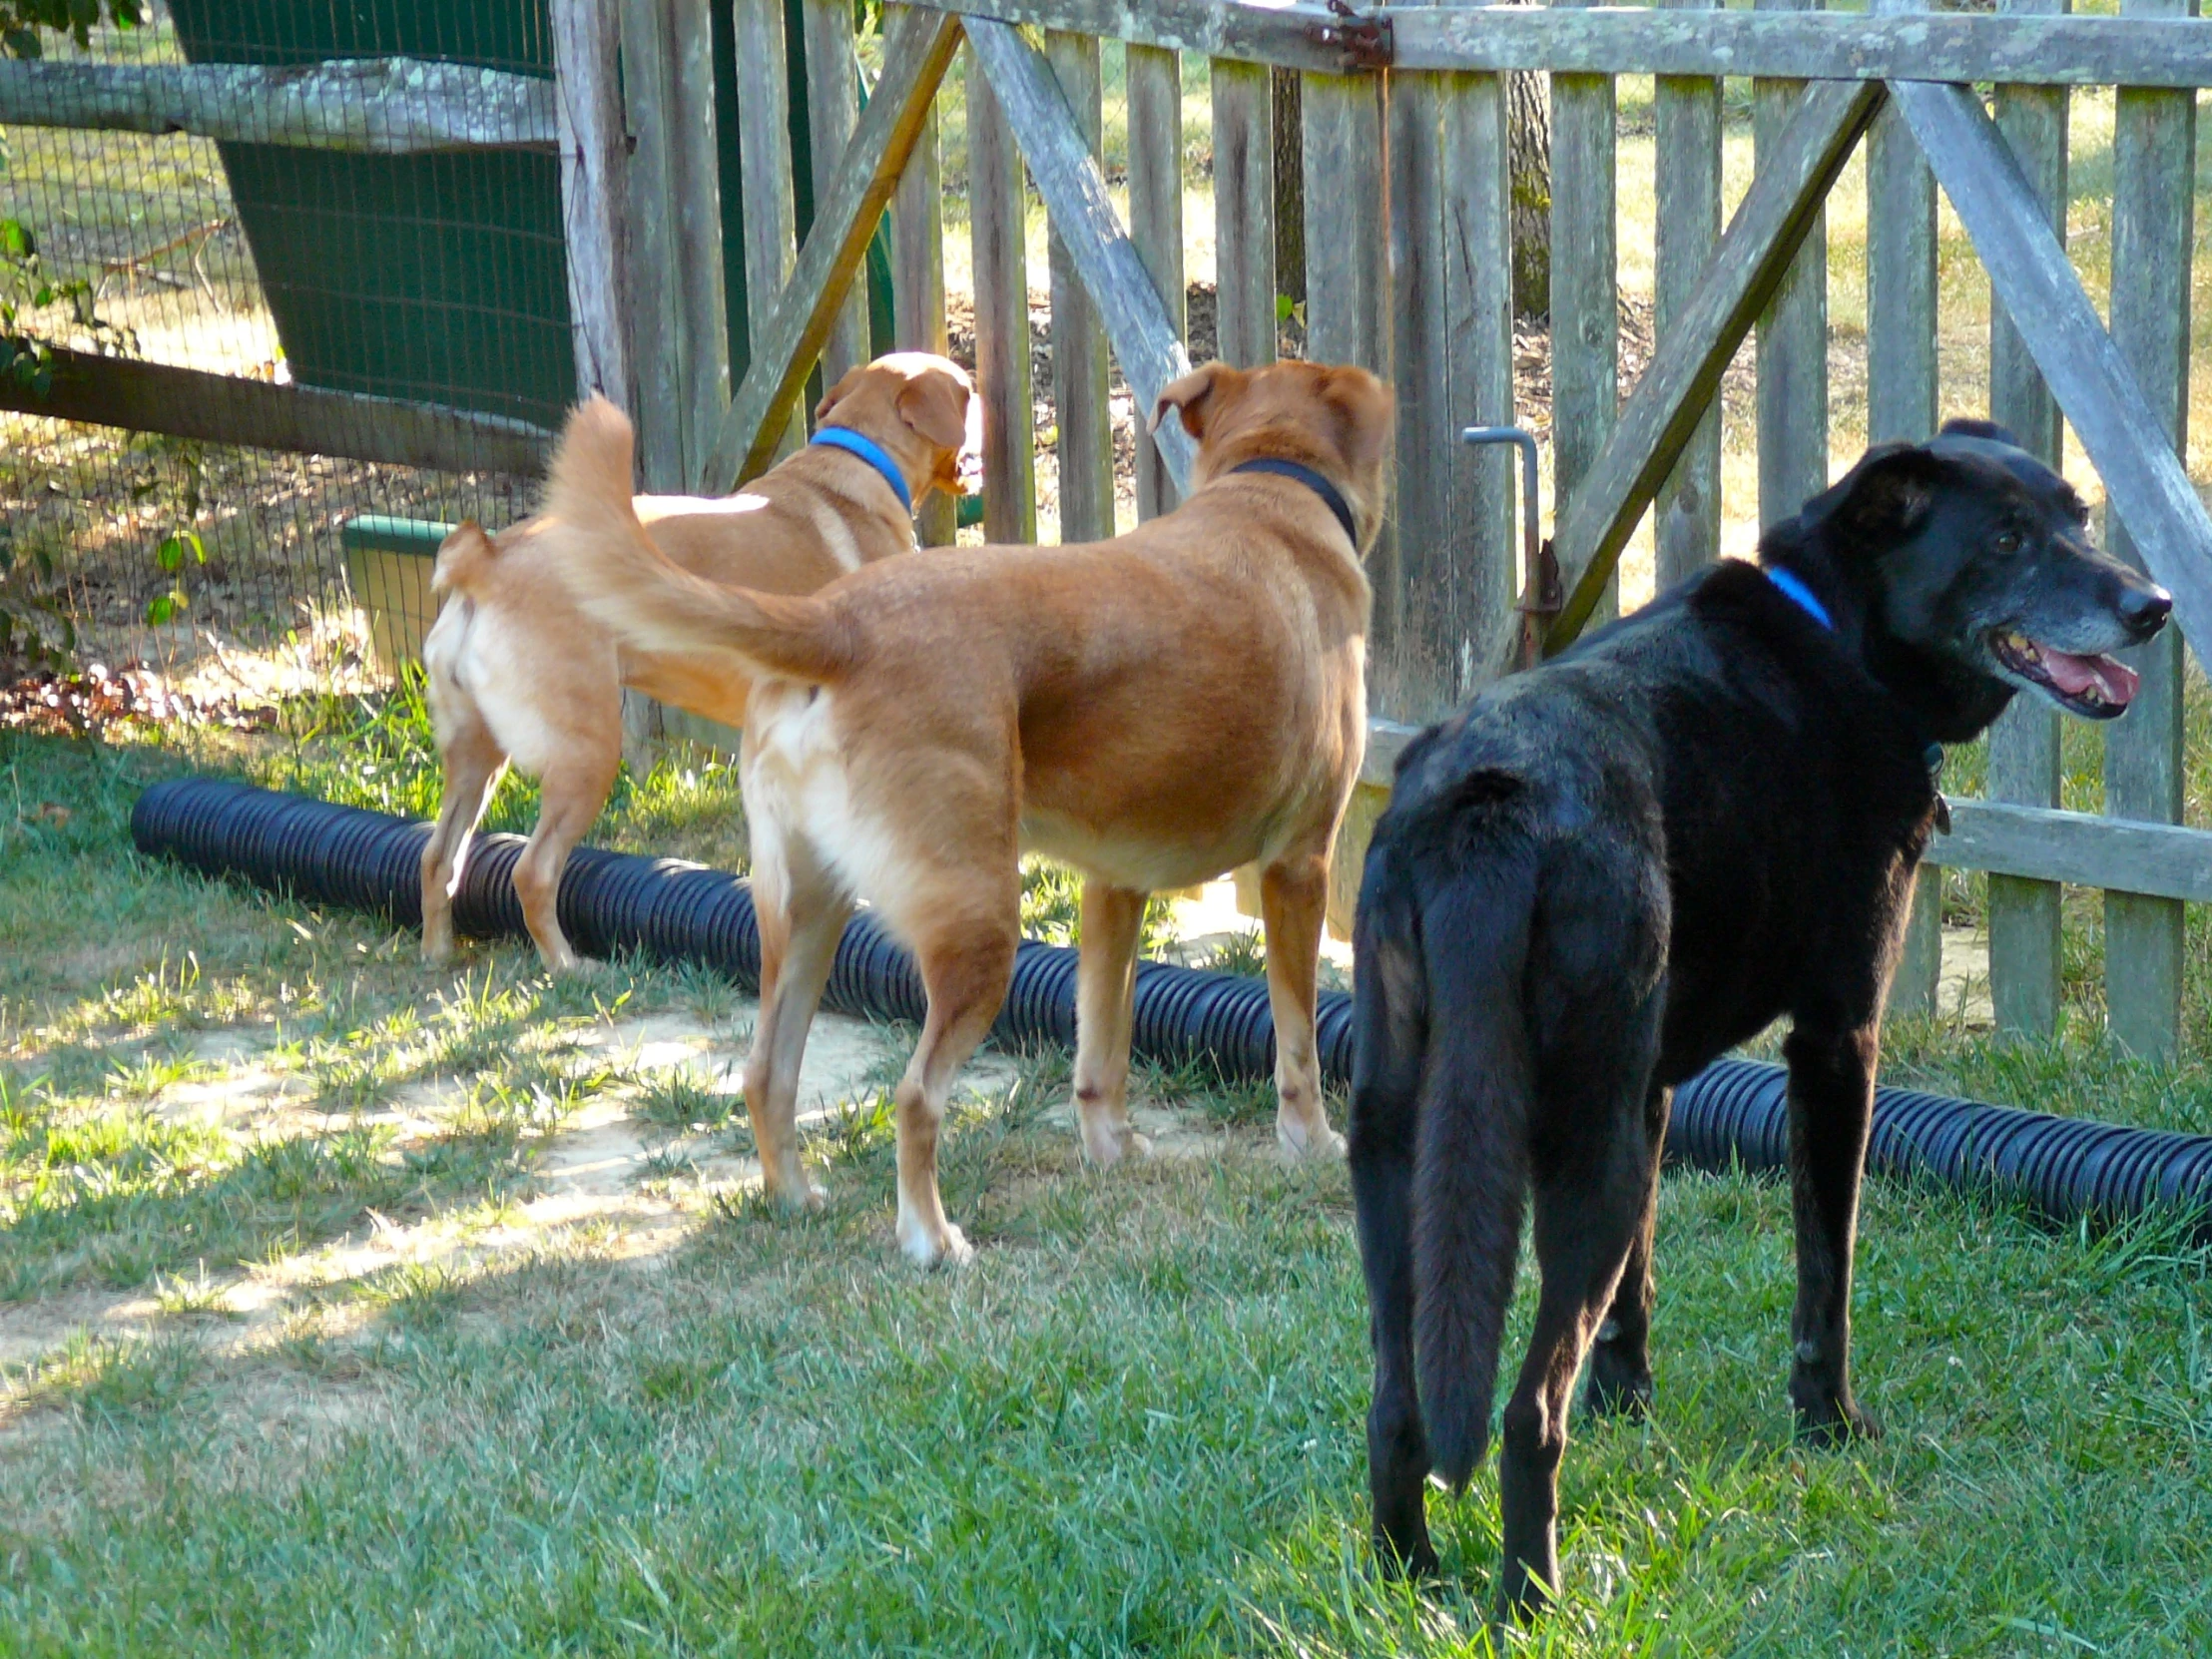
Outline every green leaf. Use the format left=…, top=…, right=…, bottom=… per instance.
left=1275, top=293, right=1295, bottom=323
left=155, top=534, right=185, bottom=573
left=145, top=593, right=176, bottom=627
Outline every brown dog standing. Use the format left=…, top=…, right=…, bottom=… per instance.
left=541, top=358, right=1392, bottom=1265
left=417, top=352, right=973, bottom=971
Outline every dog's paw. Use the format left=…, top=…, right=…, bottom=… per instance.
left=1082, top=1125, right=1153, bottom=1168
left=1794, top=1396, right=1882, bottom=1448
left=1581, top=1363, right=1654, bottom=1422
left=1278, top=1117, right=1346, bottom=1161
left=765, top=1172, right=828, bottom=1214
left=898, top=1221, right=973, bottom=1270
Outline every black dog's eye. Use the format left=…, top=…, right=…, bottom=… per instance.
left=1993, top=530, right=2023, bottom=555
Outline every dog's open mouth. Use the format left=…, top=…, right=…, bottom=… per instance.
left=1990, top=627, right=2138, bottom=719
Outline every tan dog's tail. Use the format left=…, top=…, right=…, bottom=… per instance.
left=430, top=520, right=498, bottom=598
left=541, top=394, right=852, bottom=685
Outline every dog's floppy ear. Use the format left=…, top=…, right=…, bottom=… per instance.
left=814, top=363, right=869, bottom=423
left=1149, top=360, right=1243, bottom=439
left=1803, top=441, right=1949, bottom=544
left=1317, top=363, right=1394, bottom=473
left=895, top=363, right=973, bottom=450
left=1937, top=415, right=2021, bottom=449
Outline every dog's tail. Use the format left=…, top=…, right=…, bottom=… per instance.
left=540, top=393, right=853, bottom=685
left=429, top=519, right=498, bottom=598
left=1404, top=785, right=1540, bottom=1489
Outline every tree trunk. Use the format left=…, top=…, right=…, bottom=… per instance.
left=1271, top=66, right=1305, bottom=306
left=1508, top=64, right=1549, bottom=320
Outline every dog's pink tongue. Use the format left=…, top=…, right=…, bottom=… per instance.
left=2043, top=647, right=2139, bottom=706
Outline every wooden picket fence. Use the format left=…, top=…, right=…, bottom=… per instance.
left=7, top=2, right=2210, bottom=1058
left=660, top=0, right=2212, bottom=1059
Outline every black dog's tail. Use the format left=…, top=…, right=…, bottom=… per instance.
left=1410, top=819, right=1540, bottom=1490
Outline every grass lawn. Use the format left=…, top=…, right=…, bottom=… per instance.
left=2, top=713, right=2210, bottom=1656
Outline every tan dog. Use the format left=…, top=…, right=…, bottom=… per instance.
left=545, top=358, right=1390, bottom=1264
left=416, top=352, right=974, bottom=972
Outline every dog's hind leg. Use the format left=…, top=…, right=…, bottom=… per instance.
left=420, top=713, right=505, bottom=966
left=511, top=750, right=620, bottom=973
left=1072, top=880, right=1149, bottom=1166
left=1783, top=1019, right=1884, bottom=1445
left=1497, top=1106, right=1652, bottom=1619
left=891, top=891, right=1019, bottom=1267
left=1261, top=848, right=1343, bottom=1158
left=1349, top=873, right=1436, bottom=1577
left=745, top=839, right=851, bottom=1210
left=1584, top=1078, right=1672, bottom=1419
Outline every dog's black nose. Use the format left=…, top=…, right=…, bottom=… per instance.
left=2120, top=585, right=2173, bottom=640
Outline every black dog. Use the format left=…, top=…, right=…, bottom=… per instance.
left=1348, top=421, right=2171, bottom=1614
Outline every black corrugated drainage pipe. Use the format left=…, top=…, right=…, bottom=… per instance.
left=134, top=779, right=2212, bottom=1238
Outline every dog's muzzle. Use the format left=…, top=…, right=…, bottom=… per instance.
left=1989, top=581, right=2170, bottom=721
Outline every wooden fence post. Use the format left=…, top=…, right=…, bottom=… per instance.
left=1127, top=43, right=1184, bottom=522
left=1389, top=52, right=1453, bottom=721
left=1986, top=0, right=2070, bottom=1042
left=2102, top=0, right=2194, bottom=1060
left=1045, top=32, right=1113, bottom=544
left=734, top=0, right=807, bottom=463
left=1209, top=57, right=1275, bottom=372
left=1754, top=0, right=1829, bottom=531
left=1868, top=0, right=1944, bottom=1018
left=621, top=0, right=682, bottom=490
left=805, top=0, right=871, bottom=389
left=552, top=0, right=631, bottom=416
left=1303, top=71, right=1394, bottom=656
left=969, top=44, right=1040, bottom=544
left=1440, top=53, right=1515, bottom=686
left=1654, top=0, right=1722, bottom=590
left=1549, top=0, right=1618, bottom=627
left=894, top=60, right=956, bottom=548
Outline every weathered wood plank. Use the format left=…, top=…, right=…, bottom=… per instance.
left=1550, top=8, right=1618, bottom=630
left=805, top=0, right=872, bottom=388
left=1983, top=0, right=2070, bottom=1042
left=1208, top=57, right=1276, bottom=370
left=968, top=17, right=1198, bottom=492
left=1388, top=57, right=1450, bottom=718
left=1753, top=0, right=1829, bottom=532
left=1439, top=62, right=1516, bottom=697
left=0, top=346, right=551, bottom=474
left=1893, top=78, right=2212, bottom=654
left=894, top=70, right=957, bottom=547
left=620, top=0, right=686, bottom=490
left=1045, top=32, right=1114, bottom=543
left=2102, top=0, right=2194, bottom=1061
left=1127, top=42, right=1185, bottom=522
left=1300, top=68, right=1393, bottom=649
left=702, top=5, right=961, bottom=493
left=552, top=0, right=631, bottom=412
left=0, top=56, right=559, bottom=153
left=1531, top=79, right=1885, bottom=663
left=1654, top=0, right=1722, bottom=589
left=966, top=40, right=1041, bottom=541
left=1866, top=0, right=1942, bottom=1017
left=930, top=0, right=1354, bottom=73
left=669, top=0, right=731, bottom=482
left=734, top=0, right=806, bottom=465
left=1385, top=6, right=2212, bottom=85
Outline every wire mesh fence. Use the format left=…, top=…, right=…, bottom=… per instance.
left=0, top=1, right=558, bottom=707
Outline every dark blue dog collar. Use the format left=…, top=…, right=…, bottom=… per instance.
left=811, top=425, right=911, bottom=513
left=1764, top=564, right=1834, bottom=632
left=1230, top=458, right=1359, bottom=547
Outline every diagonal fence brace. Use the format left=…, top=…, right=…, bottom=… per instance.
left=964, top=17, right=1199, bottom=495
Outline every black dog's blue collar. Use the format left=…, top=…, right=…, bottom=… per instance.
left=1765, top=565, right=1946, bottom=792
left=1765, top=564, right=1834, bottom=632
left=811, top=425, right=912, bottom=513
left=1230, top=458, right=1358, bottom=547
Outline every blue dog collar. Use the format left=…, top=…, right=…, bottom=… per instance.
left=811, top=425, right=912, bottom=513
left=1764, top=565, right=1834, bottom=633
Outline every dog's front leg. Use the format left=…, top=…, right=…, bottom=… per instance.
left=1782, top=1021, right=1883, bottom=1444
left=1072, top=880, right=1150, bottom=1165
left=1584, top=1080, right=1671, bottom=1419
left=1261, top=851, right=1345, bottom=1159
